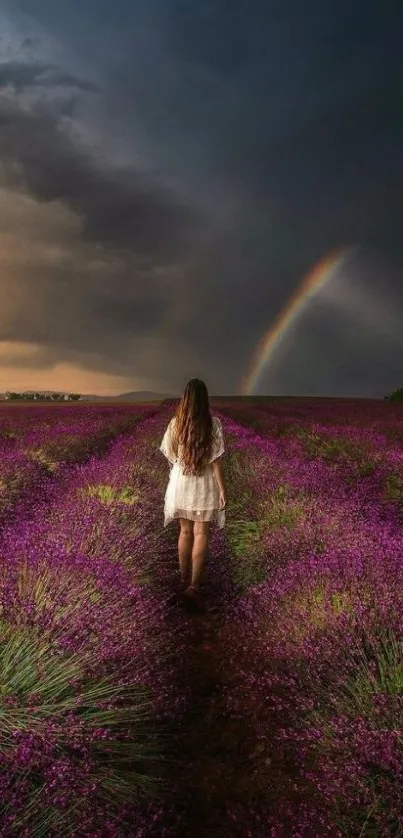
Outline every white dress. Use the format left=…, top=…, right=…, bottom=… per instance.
left=159, top=415, right=225, bottom=528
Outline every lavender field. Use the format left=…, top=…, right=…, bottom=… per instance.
left=0, top=398, right=402, bottom=837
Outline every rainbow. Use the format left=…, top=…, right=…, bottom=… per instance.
left=241, top=247, right=356, bottom=395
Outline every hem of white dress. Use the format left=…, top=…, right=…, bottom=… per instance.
left=164, top=508, right=225, bottom=528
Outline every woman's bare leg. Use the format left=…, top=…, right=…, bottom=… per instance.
left=190, top=521, right=210, bottom=590
left=178, top=518, right=194, bottom=584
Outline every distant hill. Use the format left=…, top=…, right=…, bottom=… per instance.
left=81, top=391, right=178, bottom=402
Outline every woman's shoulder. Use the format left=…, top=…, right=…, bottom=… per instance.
left=211, top=415, right=222, bottom=428
left=165, top=416, right=176, bottom=432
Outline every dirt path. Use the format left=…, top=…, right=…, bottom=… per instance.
left=154, top=528, right=270, bottom=838
left=172, top=607, right=255, bottom=836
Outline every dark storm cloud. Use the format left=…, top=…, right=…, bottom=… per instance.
left=2, top=0, right=403, bottom=395
left=0, top=61, right=204, bottom=261
left=0, top=60, right=97, bottom=93
left=163, top=1, right=403, bottom=257
left=157, top=0, right=403, bottom=264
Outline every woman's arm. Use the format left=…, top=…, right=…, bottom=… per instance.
left=213, top=456, right=227, bottom=506
left=159, top=419, right=177, bottom=465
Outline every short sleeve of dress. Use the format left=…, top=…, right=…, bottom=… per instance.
left=159, top=419, right=178, bottom=465
left=209, top=417, right=225, bottom=463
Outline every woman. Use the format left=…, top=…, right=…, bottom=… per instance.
left=159, top=379, right=227, bottom=602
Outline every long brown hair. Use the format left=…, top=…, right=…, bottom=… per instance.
left=174, top=379, right=213, bottom=475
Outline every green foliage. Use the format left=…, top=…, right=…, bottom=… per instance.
left=226, top=519, right=261, bottom=558
left=225, top=445, right=307, bottom=590
left=356, top=459, right=378, bottom=477
left=303, top=625, right=403, bottom=836
left=225, top=519, right=266, bottom=590
left=24, top=447, right=59, bottom=473
left=233, top=558, right=268, bottom=591
left=259, top=484, right=306, bottom=531
left=227, top=490, right=253, bottom=517
left=385, top=388, right=403, bottom=402
left=81, top=484, right=141, bottom=505
left=341, top=628, right=403, bottom=714
left=295, top=427, right=378, bottom=474
left=385, top=473, right=403, bottom=505
left=0, top=622, right=161, bottom=831
left=277, top=422, right=303, bottom=437
left=330, top=628, right=403, bottom=836
left=1, top=429, right=19, bottom=439
left=225, top=451, right=249, bottom=479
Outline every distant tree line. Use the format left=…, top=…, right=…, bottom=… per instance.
left=384, top=388, right=403, bottom=402
left=3, top=392, right=81, bottom=401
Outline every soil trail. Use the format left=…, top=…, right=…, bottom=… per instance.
left=157, top=527, right=264, bottom=838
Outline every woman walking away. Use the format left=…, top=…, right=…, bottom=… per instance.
left=159, top=379, right=227, bottom=604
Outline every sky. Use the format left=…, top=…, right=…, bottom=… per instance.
left=0, top=0, right=402, bottom=397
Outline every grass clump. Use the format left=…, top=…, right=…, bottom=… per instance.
left=0, top=621, right=161, bottom=834
left=340, top=627, right=403, bottom=715
left=385, top=473, right=403, bottom=506
left=226, top=519, right=266, bottom=590
left=303, top=627, right=403, bottom=838
left=295, top=428, right=379, bottom=475
left=259, top=484, right=306, bottom=532
left=79, top=483, right=141, bottom=505
left=24, top=447, right=59, bottom=473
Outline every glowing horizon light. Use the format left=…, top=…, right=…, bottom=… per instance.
left=241, top=246, right=357, bottom=395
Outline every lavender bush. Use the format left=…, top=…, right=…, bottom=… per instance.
left=0, top=406, right=185, bottom=836
left=216, top=403, right=403, bottom=836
